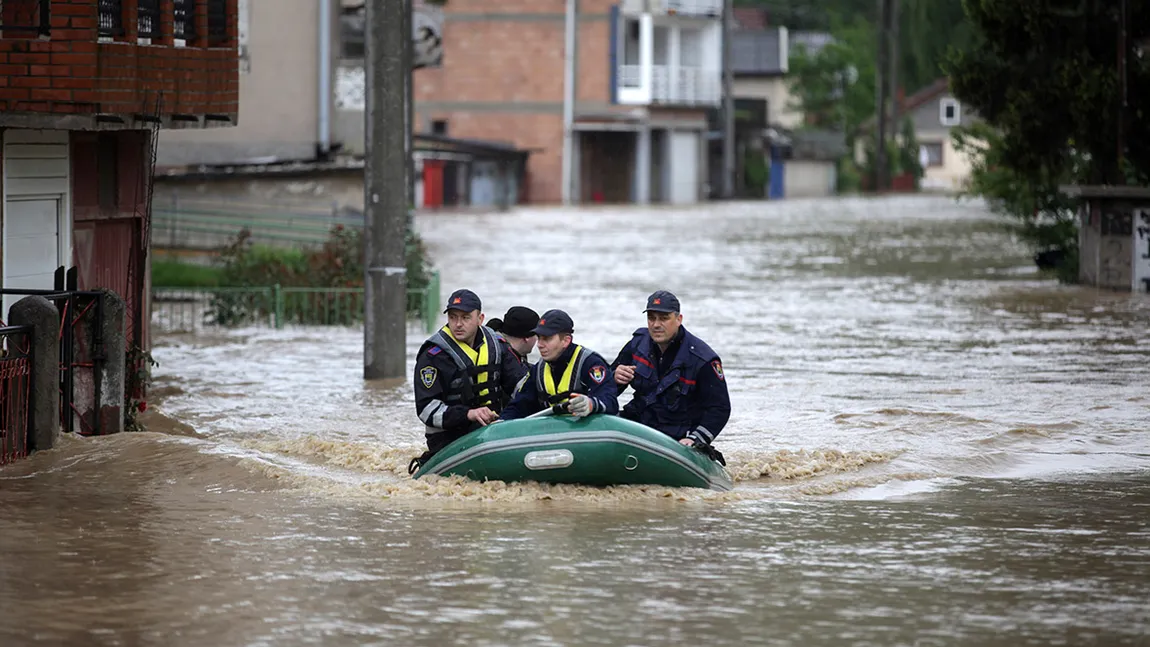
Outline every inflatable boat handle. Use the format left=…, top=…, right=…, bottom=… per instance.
left=525, top=402, right=571, bottom=419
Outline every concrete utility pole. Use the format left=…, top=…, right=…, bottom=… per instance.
left=888, top=0, right=899, bottom=131
left=1117, top=0, right=1128, bottom=175
left=873, top=0, right=890, bottom=192
left=364, top=0, right=409, bottom=380
left=721, top=0, right=735, bottom=199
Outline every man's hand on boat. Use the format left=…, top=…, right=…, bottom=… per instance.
left=467, top=406, right=499, bottom=426
left=614, top=364, right=636, bottom=386
left=568, top=394, right=596, bottom=418
left=679, top=438, right=696, bottom=447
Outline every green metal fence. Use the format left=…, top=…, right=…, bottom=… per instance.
left=151, top=272, right=441, bottom=334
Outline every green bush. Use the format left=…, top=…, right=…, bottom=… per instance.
left=152, top=259, right=224, bottom=288
left=204, top=222, right=434, bottom=326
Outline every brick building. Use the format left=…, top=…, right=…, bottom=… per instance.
left=0, top=0, right=238, bottom=349
left=413, top=0, right=723, bottom=204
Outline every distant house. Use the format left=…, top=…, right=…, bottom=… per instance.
left=723, top=25, right=840, bottom=199
left=857, top=78, right=980, bottom=193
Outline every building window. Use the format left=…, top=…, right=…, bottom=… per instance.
left=0, top=0, right=53, bottom=38
left=919, top=142, right=944, bottom=168
left=207, top=0, right=228, bottom=45
left=340, top=6, right=365, bottom=60
left=97, top=134, right=119, bottom=210
left=939, top=97, right=961, bottom=127
left=173, top=0, right=196, bottom=42
left=431, top=120, right=448, bottom=135
left=98, top=0, right=123, bottom=38
left=137, top=0, right=160, bottom=39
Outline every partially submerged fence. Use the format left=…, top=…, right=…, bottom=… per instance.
left=0, top=325, right=33, bottom=467
left=1, top=288, right=116, bottom=437
left=151, top=272, right=441, bottom=334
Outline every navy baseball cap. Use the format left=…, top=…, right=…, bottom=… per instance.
left=444, top=289, right=482, bottom=313
left=644, top=290, right=680, bottom=313
left=532, top=309, right=574, bottom=336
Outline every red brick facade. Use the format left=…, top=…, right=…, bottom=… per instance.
left=415, top=0, right=627, bottom=203
left=0, top=0, right=238, bottom=123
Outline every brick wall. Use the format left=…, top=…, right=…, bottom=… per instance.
left=0, top=0, right=239, bottom=121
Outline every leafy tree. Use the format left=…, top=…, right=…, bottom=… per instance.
left=786, top=17, right=876, bottom=137
left=946, top=0, right=1150, bottom=279
left=947, top=0, right=1150, bottom=185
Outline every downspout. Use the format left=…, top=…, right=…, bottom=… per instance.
left=318, top=0, right=332, bottom=156
left=560, top=0, right=576, bottom=205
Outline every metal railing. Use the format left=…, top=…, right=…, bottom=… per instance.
left=137, top=0, right=160, bottom=38
left=616, top=65, right=721, bottom=105
left=0, top=325, right=33, bottom=466
left=98, top=0, right=123, bottom=37
left=0, top=0, right=50, bottom=37
left=151, top=272, right=441, bottom=335
left=173, top=0, right=196, bottom=40
left=1, top=288, right=108, bottom=436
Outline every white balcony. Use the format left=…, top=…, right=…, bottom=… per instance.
left=617, top=65, right=720, bottom=106
left=615, top=14, right=722, bottom=107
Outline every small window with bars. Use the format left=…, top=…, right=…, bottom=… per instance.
left=173, top=0, right=196, bottom=41
left=98, top=0, right=123, bottom=38
left=137, top=0, right=160, bottom=39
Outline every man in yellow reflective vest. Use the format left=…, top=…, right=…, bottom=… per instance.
left=499, top=309, right=619, bottom=421
left=411, top=289, right=529, bottom=468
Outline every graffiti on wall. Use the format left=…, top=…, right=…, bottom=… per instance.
left=1134, top=208, right=1150, bottom=293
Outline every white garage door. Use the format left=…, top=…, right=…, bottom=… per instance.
left=3, top=129, right=70, bottom=320
left=669, top=131, right=699, bottom=205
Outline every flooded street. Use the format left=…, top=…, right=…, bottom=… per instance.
left=3, top=196, right=1150, bottom=645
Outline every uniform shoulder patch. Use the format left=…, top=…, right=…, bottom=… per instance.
left=589, top=365, right=607, bottom=384
left=711, top=360, right=724, bottom=381
left=427, top=346, right=442, bottom=356
left=419, top=366, right=438, bottom=389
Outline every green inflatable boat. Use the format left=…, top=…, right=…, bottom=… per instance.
left=411, top=411, right=733, bottom=491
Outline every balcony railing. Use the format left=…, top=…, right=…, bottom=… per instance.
left=173, top=0, right=196, bottom=40
left=137, top=0, right=160, bottom=38
left=98, top=0, right=123, bottom=37
left=0, top=0, right=51, bottom=37
left=617, top=64, right=720, bottom=106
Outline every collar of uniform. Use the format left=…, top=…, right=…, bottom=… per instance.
left=653, top=326, right=685, bottom=362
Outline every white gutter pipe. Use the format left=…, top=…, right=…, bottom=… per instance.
left=560, top=0, right=576, bottom=205
left=318, top=0, right=333, bottom=155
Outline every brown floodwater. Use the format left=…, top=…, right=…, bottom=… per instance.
left=2, top=196, right=1148, bottom=646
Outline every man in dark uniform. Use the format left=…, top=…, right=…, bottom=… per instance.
left=611, top=290, right=730, bottom=454
left=410, top=289, right=528, bottom=472
left=489, top=305, right=539, bottom=365
left=501, top=309, right=619, bottom=420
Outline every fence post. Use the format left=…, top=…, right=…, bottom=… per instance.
left=424, top=270, right=440, bottom=334
left=273, top=284, right=284, bottom=329
left=8, top=296, right=60, bottom=452
left=98, top=291, right=127, bottom=435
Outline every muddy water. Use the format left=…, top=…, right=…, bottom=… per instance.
left=3, top=196, right=1150, bottom=646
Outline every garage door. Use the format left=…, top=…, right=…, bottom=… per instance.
left=2, top=129, right=70, bottom=320
left=2, top=198, right=62, bottom=318
left=669, top=131, right=698, bottom=205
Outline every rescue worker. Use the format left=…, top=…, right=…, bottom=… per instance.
left=611, top=290, right=730, bottom=459
left=490, top=305, right=539, bottom=365
left=410, top=289, right=528, bottom=472
left=500, top=309, right=619, bottom=420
